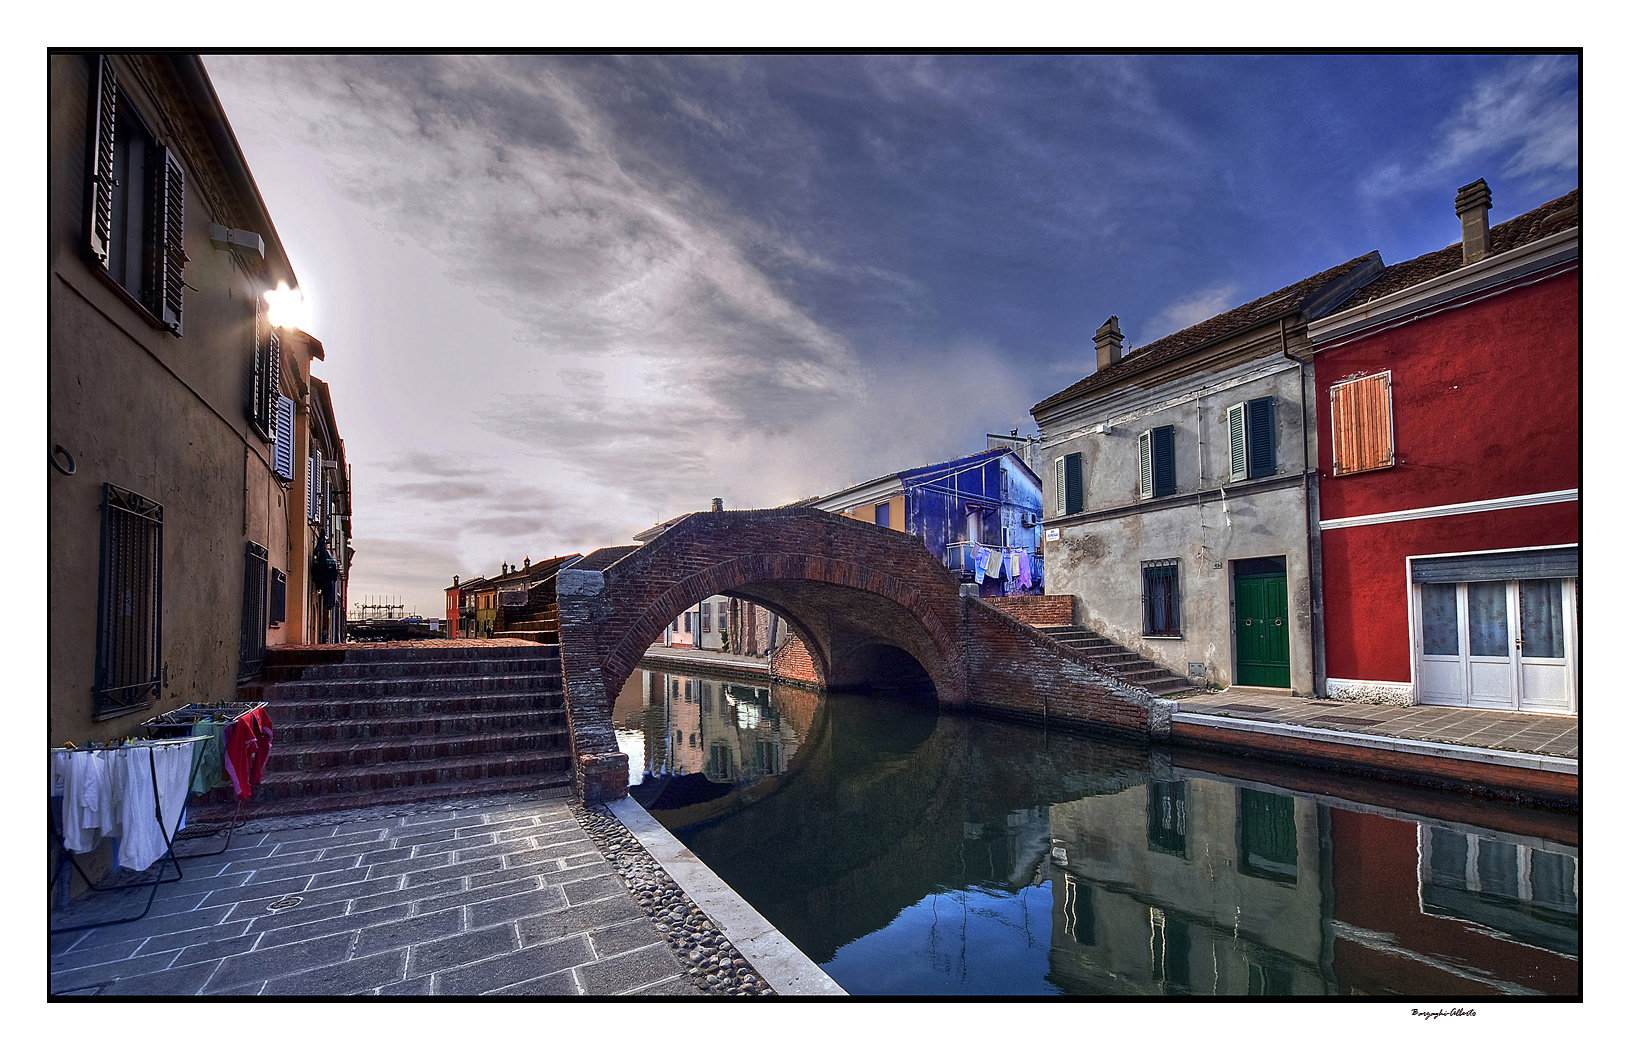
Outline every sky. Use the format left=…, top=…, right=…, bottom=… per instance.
left=200, top=53, right=1579, bottom=618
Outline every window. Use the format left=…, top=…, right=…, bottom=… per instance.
left=250, top=299, right=280, bottom=442
left=1053, top=452, right=1084, bottom=515
left=1146, top=781, right=1187, bottom=856
left=86, top=56, right=186, bottom=334
left=269, top=568, right=287, bottom=627
left=684, top=612, right=693, bottom=634
left=874, top=500, right=891, bottom=529
left=1238, top=789, right=1298, bottom=883
left=1142, top=559, right=1181, bottom=636
left=93, top=483, right=164, bottom=715
left=1329, top=371, right=1394, bottom=475
left=239, top=541, right=269, bottom=680
left=306, top=444, right=322, bottom=522
left=272, top=396, right=295, bottom=481
left=701, top=603, right=712, bottom=632
left=1138, top=426, right=1176, bottom=498
left=1227, top=397, right=1277, bottom=481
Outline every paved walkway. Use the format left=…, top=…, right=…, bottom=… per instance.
left=48, top=791, right=822, bottom=997
left=1175, top=687, right=1577, bottom=759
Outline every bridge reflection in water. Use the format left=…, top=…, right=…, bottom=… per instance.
left=611, top=665, right=1579, bottom=997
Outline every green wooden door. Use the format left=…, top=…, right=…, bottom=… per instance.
left=1235, top=570, right=1290, bottom=687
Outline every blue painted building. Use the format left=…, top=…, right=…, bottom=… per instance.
left=809, top=447, right=1045, bottom=597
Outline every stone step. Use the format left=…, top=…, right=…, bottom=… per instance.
left=265, top=643, right=547, bottom=667
left=274, top=709, right=568, bottom=744
left=259, top=672, right=563, bottom=702
left=267, top=728, right=573, bottom=773
left=183, top=771, right=575, bottom=828
left=194, top=750, right=575, bottom=807
left=265, top=689, right=565, bottom=723
left=492, top=630, right=559, bottom=644
left=1037, top=625, right=1195, bottom=696
left=264, top=655, right=560, bottom=683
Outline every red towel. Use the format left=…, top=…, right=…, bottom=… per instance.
left=223, top=707, right=274, bottom=802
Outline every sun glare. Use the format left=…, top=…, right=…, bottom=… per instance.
left=264, top=282, right=308, bottom=331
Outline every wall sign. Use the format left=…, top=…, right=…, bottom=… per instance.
left=1045, top=528, right=1060, bottom=541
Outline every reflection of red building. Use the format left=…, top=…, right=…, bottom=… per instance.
left=1327, top=807, right=1577, bottom=995
left=1309, top=184, right=1578, bottom=712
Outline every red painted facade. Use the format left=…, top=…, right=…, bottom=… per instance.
left=1315, top=269, right=1579, bottom=686
left=444, top=586, right=460, bottom=639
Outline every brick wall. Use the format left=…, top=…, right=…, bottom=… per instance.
left=769, top=632, right=820, bottom=685
left=982, top=594, right=1074, bottom=627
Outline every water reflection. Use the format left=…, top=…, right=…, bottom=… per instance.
left=616, top=664, right=1579, bottom=997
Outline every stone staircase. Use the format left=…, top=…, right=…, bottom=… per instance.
left=1035, top=625, right=1194, bottom=696
left=186, top=643, right=574, bottom=827
left=492, top=558, right=570, bottom=644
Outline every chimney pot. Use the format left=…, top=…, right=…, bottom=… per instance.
left=524, top=557, right=530, bottom=569
left=1094, top=316, right=1125, bottom=370
left=712, top=497, right=724, bottom=512
left=1455, top=178, right=1492, bottom=264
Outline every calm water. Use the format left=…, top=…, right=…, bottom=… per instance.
left=613, top=665, right=1580, bottom=997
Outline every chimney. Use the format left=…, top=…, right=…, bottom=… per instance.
left=523, top=557, right=530, bottom=570
left=712, top=497, right=724, bottom=512
left=1095, top=316, right=1124, bottom=370
left=452, top=575, right=460, bottom=587
left=1455, top=178, right=1492, bottom=264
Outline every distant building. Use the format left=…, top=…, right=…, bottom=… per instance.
left=633, top=511, right=786, bottom=655
left=807, top=447, right=1046, bottom=598
left=1307, top=183, right=1578, bottom=712
left=1031, top=255, right=1384, bottom=694
left=49, top=53, right=353, bottom=745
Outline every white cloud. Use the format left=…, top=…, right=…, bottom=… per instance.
left=1134, top=285, right=1240, bottom=349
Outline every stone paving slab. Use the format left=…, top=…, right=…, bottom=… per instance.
left=48, top=793, right=710, bottom=997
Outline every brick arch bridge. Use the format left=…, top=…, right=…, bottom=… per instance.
left=553, top=507, right=1172, bottom=800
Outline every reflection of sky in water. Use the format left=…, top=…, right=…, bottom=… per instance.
left=616, top=729, right=645, bottom=786
left=825, top=886, right=1059, bottom=996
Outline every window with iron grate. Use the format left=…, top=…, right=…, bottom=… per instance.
left=93, top=484, right=164, bottom=715
left=1142, top=558, right=1181, bottom=637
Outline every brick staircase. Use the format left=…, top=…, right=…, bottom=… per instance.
left=492, top=557, right=571, bottom=644
left=185, top=643, right=574, bottom=827
left=1035, top=625, right=1194, bottom=696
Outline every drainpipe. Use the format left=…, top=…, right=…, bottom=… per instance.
left=1282, top=318, right=1327, bottom=697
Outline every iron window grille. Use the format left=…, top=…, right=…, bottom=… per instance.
left=239, top=541, right=269, bottom=680
left=93, top=483, right=164, bottom=716
left=1142, top=558, right=1182, bottom=637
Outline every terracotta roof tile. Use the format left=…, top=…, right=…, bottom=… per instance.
left=1332, top=189, right=1579, bottom=310
left=1033, top=253, right=1379, bottom=414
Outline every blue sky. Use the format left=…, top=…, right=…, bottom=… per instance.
left=201, top=53, right=1578, bottom=616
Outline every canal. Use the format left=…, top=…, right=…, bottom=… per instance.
left=612, top=664, right=1579, bottom=997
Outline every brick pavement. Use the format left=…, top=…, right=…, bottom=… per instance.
left=49, top=793, right=698, bottom=997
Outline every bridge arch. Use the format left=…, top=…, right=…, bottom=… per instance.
left=553, top=506, right=1168, bottom=801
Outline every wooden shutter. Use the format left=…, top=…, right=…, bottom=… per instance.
left=155, top=148, right=186, bottom=333
left=307, top=445, right=321, bottom=521
left=1227, top=403, right=1248, bottom=482
left=86, top=55, right=118, bottom=268
left=264, top=329, right=282, bottom=438
left=273, top=396, right=295, bottom=480
left=1054, top=457, right=1066, bottom=515
left=1138, top=431, right=1153, bottom=499
left=1247, top=397, right=1276, bottom=479
left=250, top=294, right=266, bottom=428
left=1330, top=372, right=1394, bottom=475
left=1151, top=425, right=1176, bottom=497
left=1064, top=452, right=1083, bottom=515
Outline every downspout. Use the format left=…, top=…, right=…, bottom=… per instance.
left=1282, top=317, right=1327, bottom=697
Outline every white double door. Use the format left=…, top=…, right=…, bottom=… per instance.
left=1417, top=577, right=1576, bottom=713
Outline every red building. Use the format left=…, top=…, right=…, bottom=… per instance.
left=445, top=577, right=462, bottom=639
left=1307, top=182, right=1579, bottom=713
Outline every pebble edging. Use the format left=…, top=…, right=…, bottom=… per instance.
left=573, top=800, right=776, bottom=997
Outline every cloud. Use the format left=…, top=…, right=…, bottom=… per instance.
left=1133, top=285, right=1241, bottom=349
left=1360, top=55, right=1578, bottom=201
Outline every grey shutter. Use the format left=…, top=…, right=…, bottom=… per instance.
left=1138, top=431, right=1153, bottom=499
left=263, top=329, right=281, bottom=441
left=1053, top=457, right=1065, bottom=515
left=1411, top=547, right=1578, bottom=584
left=86, top=55, right=118, bottom=268
left=1151, top=426, right=1176, bottom=497
left=249, top=294, right=265, bottom=427
left=307, top=445, right=320, bottom=521
left=1227, top=403, right=1247, bottom=482
left=1247, top=397, right=1276, bottom=478
left=155, top=148, right=186, bottom=333
left=272, top=396, right=295, bottom=479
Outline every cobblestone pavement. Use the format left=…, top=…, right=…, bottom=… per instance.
left=49, top=790, right=764, bottom=997
left=1176, top=687, right=1577, bottom=759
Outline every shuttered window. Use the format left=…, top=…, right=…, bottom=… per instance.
left=306, top=444, right=321, bottom=522
left=272, top=395, right=295, bottom=480
left=1330, top=372, right=1394, bottom=475
left=250, top=323, right=280, bottom=443
left=1139, top=426, right=1176, bottom=499
left=86, top=55, right=186, bottom=333
left=1053, top=453, right=1084, bottom=516
left=1053, top=456, right=1065, bottom=515
left=1228, top=397, right=1277, bottom=482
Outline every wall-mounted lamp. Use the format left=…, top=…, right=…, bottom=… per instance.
left=210, top=223, right=264, bottom=259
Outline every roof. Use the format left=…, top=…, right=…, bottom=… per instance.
left=808, top=447, right=1029, bottom=508
left=1032, top=252, right=1382, bottom=415
left=1331, top=189, right=1579, bottom=310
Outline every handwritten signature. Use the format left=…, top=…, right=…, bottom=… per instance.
left=1412, top=1008, right=1476, bottom=1020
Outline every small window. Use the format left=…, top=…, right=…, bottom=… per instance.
left=1143, top=559, right=1181, bottom=636
left=1138, top=426, right=1176, bottom=499
left=1238, top=789, right=1299, bottom=883
left=93, top=483, right=164, bottom=715
left=1330, top=372, right=1394, bottom=475
left=875, top=501, right=891, bottom=529
left=1147, top=781, right=1187, bottom=856
left=239, top=541, right=269, bottom=680
left=1227, top=397, right=1277, bottom=481
left=1053, top=452, right=1084, bottom=515
left=269, top=568, right=287, bottom=627
left=701, top=603, right=712, bottom=632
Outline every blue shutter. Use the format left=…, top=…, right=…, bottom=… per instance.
left=1064, top=452, right=1084, bottom=514
left=272, top=396, right=295, bottom=480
